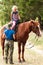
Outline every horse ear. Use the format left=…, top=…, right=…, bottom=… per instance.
left=31, top=20, right=35, bottom=25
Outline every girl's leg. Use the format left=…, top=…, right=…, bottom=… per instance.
left=11, top=21, right=16, bottom=30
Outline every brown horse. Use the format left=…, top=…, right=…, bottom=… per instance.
left=0, top=20, right=41, bottom=62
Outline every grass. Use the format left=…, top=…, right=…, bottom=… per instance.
left=27, top=31, right=43, bottom=49
left=0, top=47, right=43, bottom=65
left=0, top=31, right=43, bottom=65
left=25, top=49, right=43, bottom=65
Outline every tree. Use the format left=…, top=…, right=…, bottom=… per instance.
left=0, top=0, right=43, bottom=26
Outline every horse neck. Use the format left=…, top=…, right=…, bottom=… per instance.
left=22, top=22, right=32, bottom=34
left=26, top=22, right=32, bottom=34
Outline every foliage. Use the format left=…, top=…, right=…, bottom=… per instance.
left=0, top=0, right=43, bottom=26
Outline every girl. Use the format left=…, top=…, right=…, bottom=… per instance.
left=11, top=5, right=20, bottom=30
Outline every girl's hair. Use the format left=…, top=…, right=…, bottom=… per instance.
left=12, top=5, right=18, bottom=11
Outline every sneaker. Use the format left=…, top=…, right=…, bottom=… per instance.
left=5, top=58, right=8, bottom=64
left=10, top=62, right=14, bottom=64
left=6, top=60, right=8, bottom=64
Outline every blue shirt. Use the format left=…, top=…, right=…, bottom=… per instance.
left=4, top=29, right=15, bottom=40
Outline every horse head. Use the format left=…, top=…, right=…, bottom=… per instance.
left=29, top=20, right=41, bottom=37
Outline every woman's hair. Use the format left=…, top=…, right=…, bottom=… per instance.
left=12, top=5, right=18, bottom=11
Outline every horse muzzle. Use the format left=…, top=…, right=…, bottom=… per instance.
left=38, top=31, right=42, bottom=37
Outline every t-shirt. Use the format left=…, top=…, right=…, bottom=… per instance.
left=12, top=11, right=19, bottom=21
left=4, top=29, right=15, bottom=40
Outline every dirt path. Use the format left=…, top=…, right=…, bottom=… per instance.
left=30, top=46, right=43, bottom=56
left=26, top=44, right=43, bottom=56
left=26, top=40, right=43, bottom=56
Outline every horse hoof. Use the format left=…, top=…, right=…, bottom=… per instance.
left=23, top=59, right=25, bottom=62
left=19, top=60, right=22, bottom=63
left=3, top=56, right=5, bottom=59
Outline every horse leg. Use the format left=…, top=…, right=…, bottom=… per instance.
left=22, top=43, right=25, bottom=62
left=18, top=42, right=21, bottom=62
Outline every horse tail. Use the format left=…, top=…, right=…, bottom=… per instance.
left=1, top=39, right=5, bottom=58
